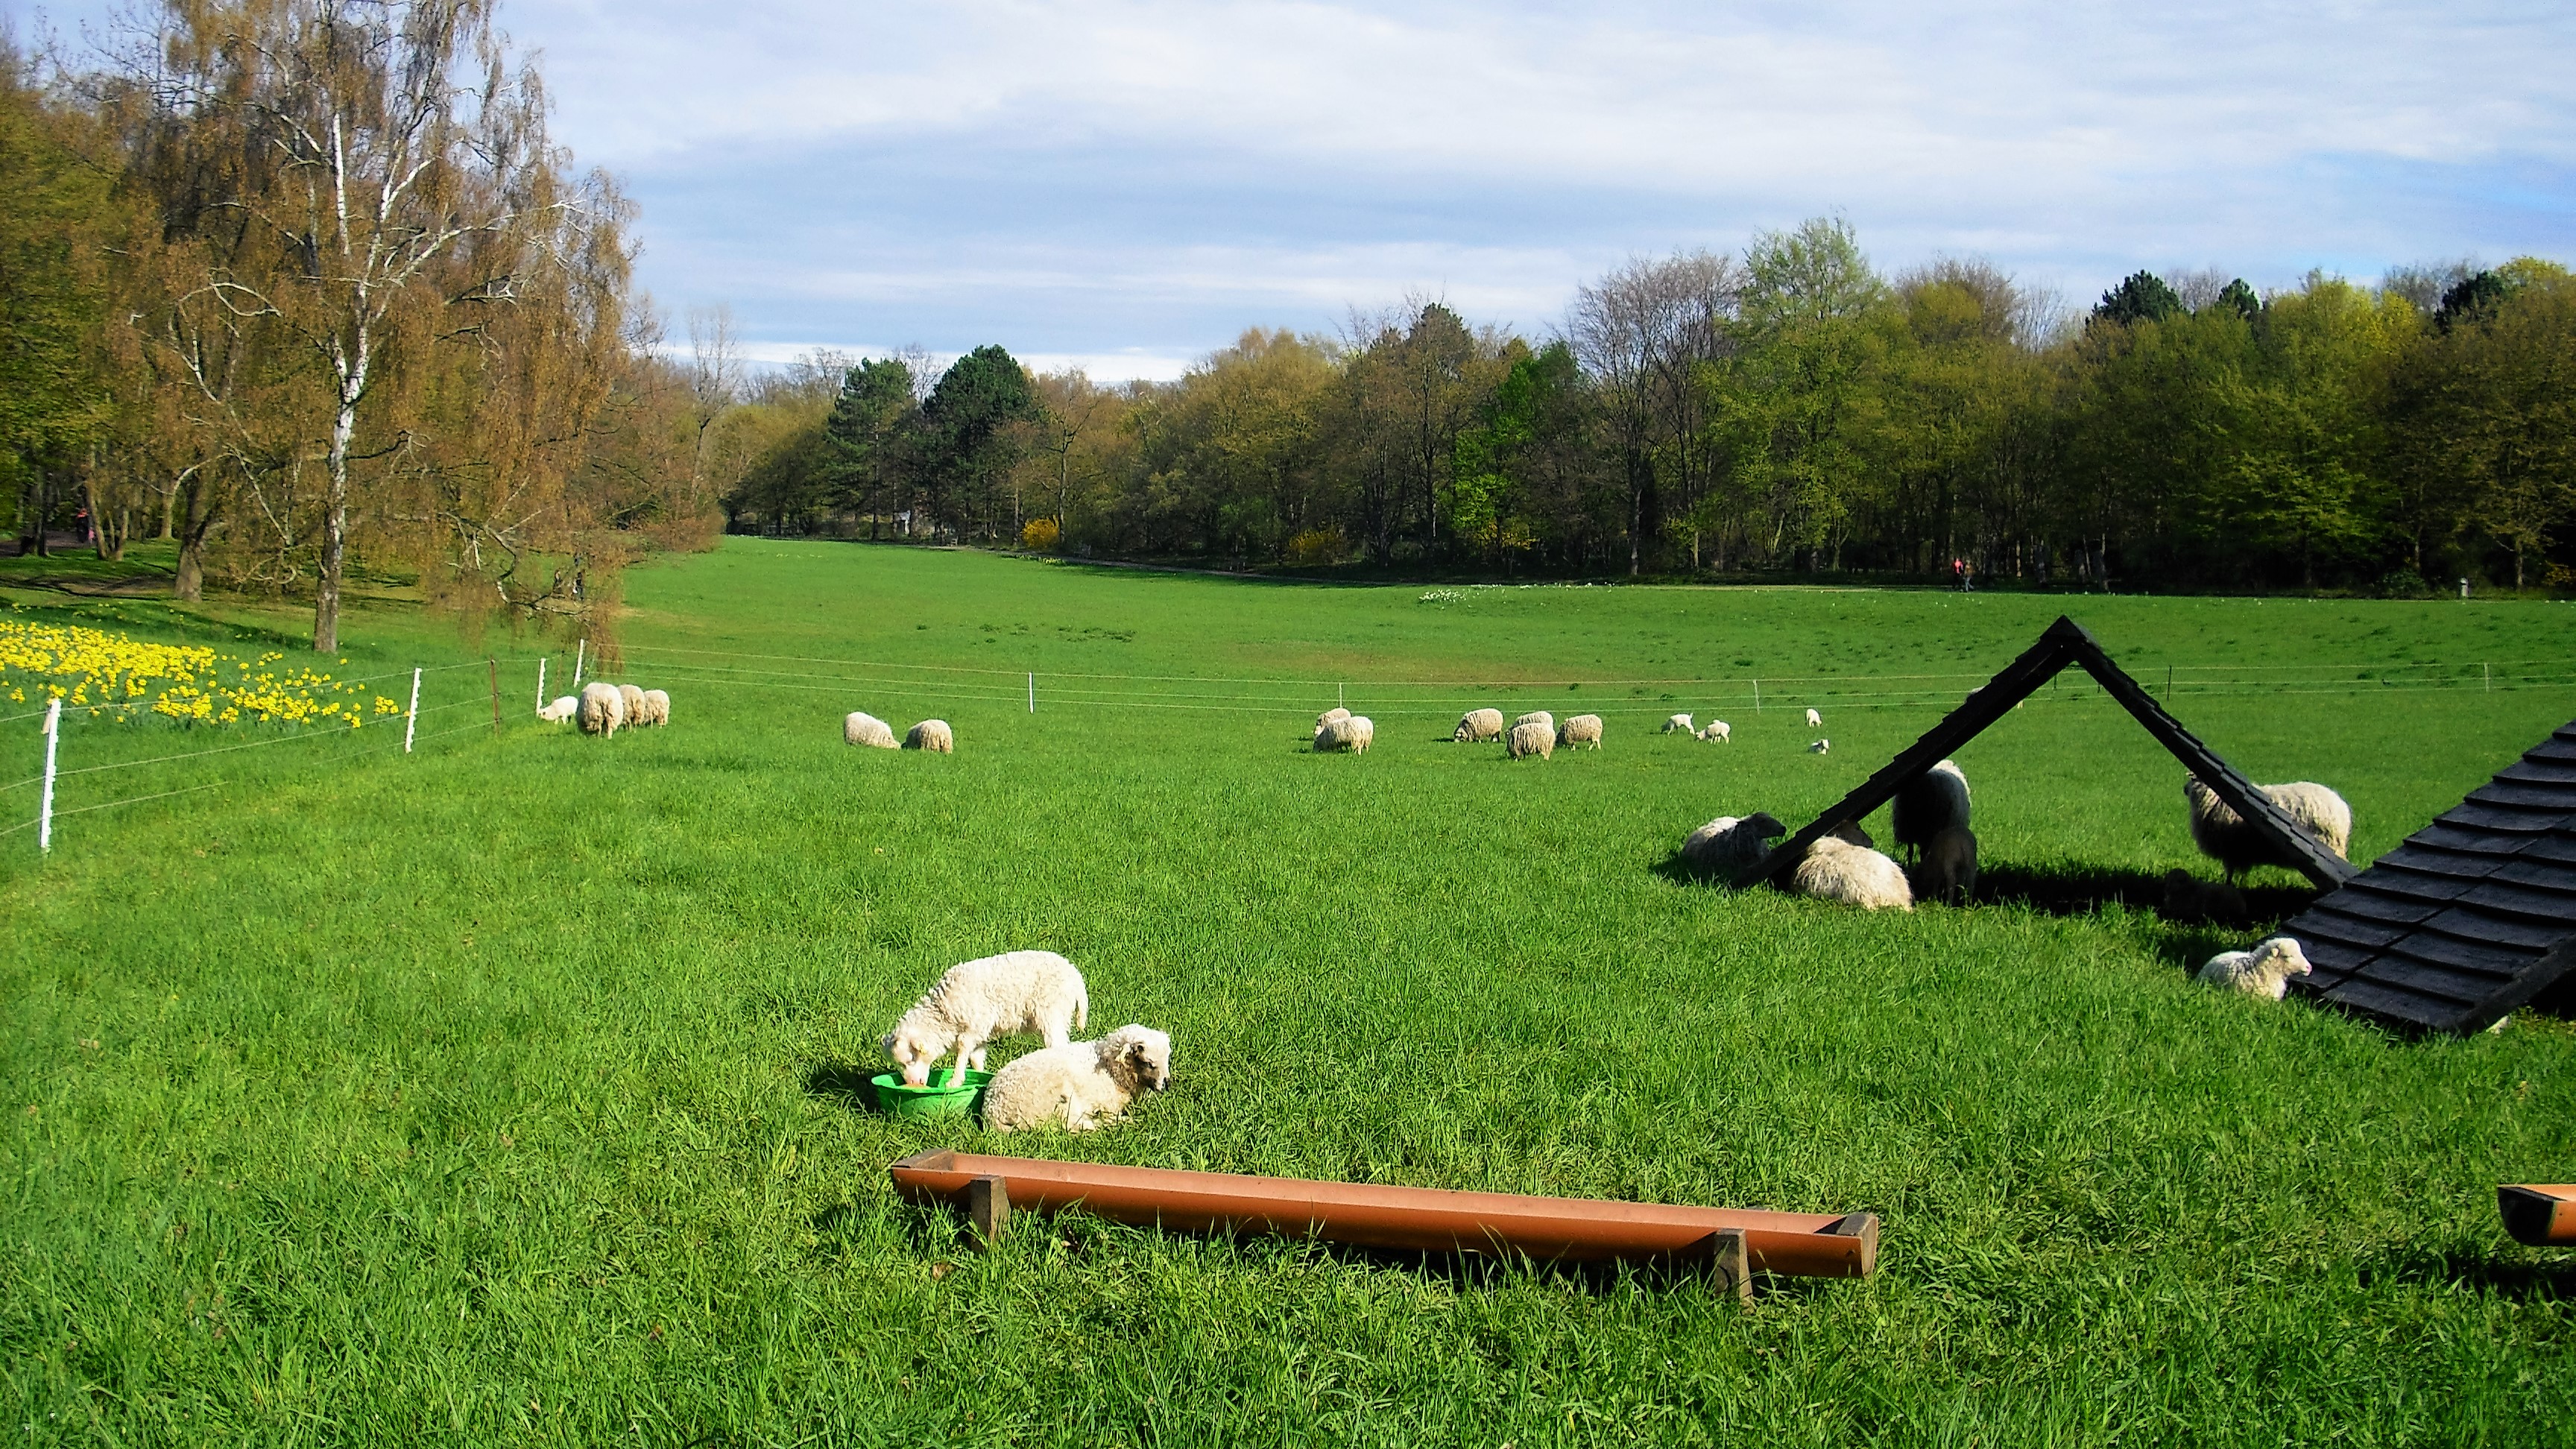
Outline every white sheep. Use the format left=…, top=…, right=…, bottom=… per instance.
left=1317, top=707, right=1351, bottom=728
left=1506, top=720, right=1554, bottom=760
left=576, top=680, right=625, bottom=737
left=906, top=719, right=955, bottom=753
left=1808, top=739, right=1830, bottom=754
left=1453, top=708, right=1506, bottom=743
left=2185, top=777, right=2352, bottom=883
left=1916, top=826, right=1977, bottom=906
left=1791, top=835, right=1913, bottom=911
left=981, top=1025, right=1172, bottom=1132
left=844, top=711, right=898, bottom=749
left=618, top=684, right=648, bottom=727
left=1698, top=719, right=1731, bottom=743
left=537, top=694, right=578, bottom=724
left=1681, top=812, right=1785, bottom=880
left=637, top=688, right=671, bottom=727
left=883, top=950, right=1091, bottom=1087
left=1559, top=713, right=1603, bottom=750
left=1805, top=707, right=1823, bottom=728
left=2196, top=936, right=2313, bottom=1000
left=1664, top=713, right=1695, bottom=734
left=1513, top=710, right=1555, bottom=734
left=1891, top=760, right=1971, bottom=862
left=1314, top=714, right=1374, bottom=753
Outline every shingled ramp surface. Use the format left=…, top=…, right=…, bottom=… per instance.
left=2284, top=719, right=2576, bottom=1035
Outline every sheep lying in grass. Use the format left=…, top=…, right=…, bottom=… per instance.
left=1808, top=739, right=1830, bottom=755
left=1792, top=836, right=1913, bottom=910
left=906, top=719, right=954, bottom=753
left=637, top=689, right=671, bottom=727
left=1317, top=707, right=1351, bottom=728
left=2196, top=936, right=2312, bottom=1000
left=1315, top=714, right=1374, bottom=753
left=538, top=695, right=578, bottom=724
left=844, top=711, right=897, bottom=748
left=577, top=680, right=625, bottom=736
left=1507, top=720, right=1554, bottom=760
left=982, top=1024, right=1172, bottom=1132
left=1681, top=812, right=1785, bottom=880
left=883, top=950, right=1091, bottom=1086
left=1892, top=760, right=1971, bottom=862
left=1806, top=707, right=1823, bottom=727
left=1559, top=713, right=1603, bottom=750
left=1664, top=713, right=1693, bottom=733
left=1453, top=708, right=1506, bottom=742
left=1698, top=719, right=1730, bottom=743
left=1916, top=826, right=1977, bottom=906
left=2162, top=869, right=2247, bottom=926
left=2185, top=777, right=2352, bottom=883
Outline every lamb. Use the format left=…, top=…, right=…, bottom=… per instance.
left=537, top=694, right=578, bottom=724
left=1317, top=707, right=1351, bottom=728
left=1891, top=760, right=1971, bottom=862
left=2161, top=869, right=2247, bottom=927
left=576, top=680, right=625, bottom=737
left=981, top=1025, right=1172, bottom=1132
left=1698, top=719, right=1731, bottom=743
left=1513, top=710, right=1554, bottom=734
left=1808, top=739, right=1830, bottom=754
left=1805, top=707, right=1823, bottom=728
left=1314, top=714, right=1374, bottom=753
left=1559, top=713, right=1604, bottom=750
left=1790, top=835, right=1913, bottom=911
left=906, top=719, right=955, bottom=753
left=1506, top=720, right=1554, bottom=760
left=618, top=684, right=648, bottom=727
left=882, top=949, right=1091, bottom=1086
left=1453, top=708, right=1506, bottom=743
left=844, top=710, right=897, bottom=748
left=2196, top=936, right=2312, bottom=1000
left=1916, top=826, right=1977, bottom=906
left=2185, top=777, right=2352, bottom=884
left=1664, top=713, right=1695, bottom=734
left=1680, top=812, right=1785, bottom=881
left=637, top=689, right=672, bottom=727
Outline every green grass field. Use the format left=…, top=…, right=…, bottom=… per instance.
left=4, top=540, right=2573, bottom=1446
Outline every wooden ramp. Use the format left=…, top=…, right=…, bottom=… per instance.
left=1751, top=616, right=2358, bottom=893
left=2280, top=719, right=2576, bottom=1035
left=2500, top=1185, right=2576, bottom=1247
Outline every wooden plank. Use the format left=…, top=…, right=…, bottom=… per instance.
left=2318, top=972, right=2481, bottom=1020
left=2282, top=906, right=2412, bottom=950
left=2458, top=936, right=2576, bottom=1029
left=2498, top=1185, right=2576, bottom=1247
left=2437, top=801, right=2572, bottom=833
left=2455, top=878, right=2576, bottom=922
left=2405, top=823, right=2536, bottom=856
left=2317, top=884, right=2447, bottom=924
left=2347, top=865, right=2483, bottom=903
left=2376, top=931, right=2541, bottom=979
left=2417, top=907, right=2567, bottom=950
left=2373, top=844, right=2506, bottom=881
left=2493, top=760, right=2576, bottom=785
left=2465, top=780, right=2576, bottom=809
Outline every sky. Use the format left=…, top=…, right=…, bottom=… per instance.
left=19, top=0, right=2576, bottom=380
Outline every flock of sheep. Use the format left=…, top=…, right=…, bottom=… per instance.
left=882, top=950, right=1169, bottom=1131
left=540, top=679, right=671, bottom=737
left=845, top=711, right=955, bottom=753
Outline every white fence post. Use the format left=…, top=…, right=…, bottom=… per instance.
left=37, top=696, right=61, bottom=853
left=572, top=639, right=586, bottom=687
left=404, top=667, right=422, bottom=754
left=536, top=657, right=546, bottom=712
left=1028, top=672, right=1035, bottom=713
left=1753, top=679, right=1761, bottom=712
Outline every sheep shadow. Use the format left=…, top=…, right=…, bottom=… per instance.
left=803, top=1061, right=883, bottom=1111
left=1972, top=862, right=2316, bottom=926
left=2357, top=1247, right=2576, bottom=1302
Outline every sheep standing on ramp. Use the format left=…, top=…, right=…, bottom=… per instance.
left=1453, top=708, right=1506, bottom=742
left=576, top=680, right=625, bottom=737
left=883, top=950, right=1091, bottom=1086
left=982, top=1025, right=1172, bottom=1132
left=1559, top=714, right=1603, bottom=750
left=1892, top=760, right=1971, bottom=863
left=1681, top=812, right=1786, bottom=881
left=2185, top=777, right=2352, bottom=884
left=1792, top=836, right=1913, bottom=911
left=1507, top=721, right=1554, bottom=760
left=906, top=719, right=954, bottom=753
left=2197, top=937, right=2312, bottom=1000
left=1664, top=713, right=1694, bottom=734
left=1315, top=715, right=1374, bottom=753
left=844, top=711, right=897, bottom=748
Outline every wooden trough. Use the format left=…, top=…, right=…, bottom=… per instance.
left=891, top=1149, right=1876, bottom=1298
left=2500, top=1184, right=2576, bottom=1247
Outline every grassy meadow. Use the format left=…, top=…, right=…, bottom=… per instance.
left=4, top=539, right=2574, bottom=1446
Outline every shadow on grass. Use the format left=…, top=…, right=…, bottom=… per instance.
left=2360, top=1248, right=2576, bottom=1301
left=804, top=1061, right=882, bottom=1110
left=1972, top=861, right=2317, bottom=924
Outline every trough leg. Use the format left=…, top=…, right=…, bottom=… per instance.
left=966, top=1175, right=1010, bottom=1251
left=1708, top=1228, right=1752, bottom=1304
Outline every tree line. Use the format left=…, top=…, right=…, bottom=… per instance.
left=725, top=224, right=2576, bottom=595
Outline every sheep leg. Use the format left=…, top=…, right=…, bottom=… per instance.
left=947, top=1032, right=986, bottom=1085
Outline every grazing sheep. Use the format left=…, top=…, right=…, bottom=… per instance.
left=1916, top=826, right=1978, bottom=906
left=618, top=684, right=648, bottom=726
left=1791, top=836, right=1914, bottom=911
left=1314, top=714, right=1374, bottom=753
left=883, top=950, right=1092, bottom=1087
left=1891, top=760, right=1972, bottom=862
left=1680, top=812, right=1786, bottom=880
left=1513, top=710, right=1554, bottom=735
left=637, top=689, right=672, bottom=727
left=2162, top=869, right=2248, bottom=926
left=1506, top=720, right=1554, bottom=760
left=1453, top=708, right=1506, bottom=743
left=1808, top=739, right=1831, bottom=754
left=1317, top=707, right=1351, bottom=728
left=576, top=680, right=625, bottom=737
left=1559, top=713, right=1604, bottom=750
left=537, top=694, right=578, bottom=724
left=1805, top=707, right=1823, bottom=728
left=2196, top=936, right=2313, bottom=1000
left=1698, top=719, right=1731, bottom=743
left=906, top=719, right=955, bottom=753
left=844, top=710, right=898, bottom=749
left=981, top=1024, right=1172, bottom=1132
left=2185, top=777, right=2352, bottom=883
left=1664, top=713, right=1695, bottom=734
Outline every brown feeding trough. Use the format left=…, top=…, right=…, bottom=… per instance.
left=891, top=1149, right=1877, bottom=1301
left=2499, top=1184, right=2576, bottom=1246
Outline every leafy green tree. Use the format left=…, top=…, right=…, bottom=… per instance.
left=824, top=357, right=916, bottom=540
left=0, top=45, right=114, bottom=554
left=919, top=344, right=1039, bottom=541
left=2094, top=271, right=2186, bottom=327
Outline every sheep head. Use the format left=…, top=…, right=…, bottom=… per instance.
left=883, top=1024, right=950, bottom=1087
left=2250, top=937, right=2312, bottom=982
left=1099, top=1025, right=1172, bottom=1093
left=1744, top=812, right=1785, bottom=840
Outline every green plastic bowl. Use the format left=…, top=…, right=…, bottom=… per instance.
left=871, top=1067, right=991, bottom=1120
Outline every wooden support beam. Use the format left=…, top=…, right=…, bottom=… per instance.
left=1705, top=1228, right=1752, bottom=1304
left=966, top=1173, right=1010, bottom=1250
